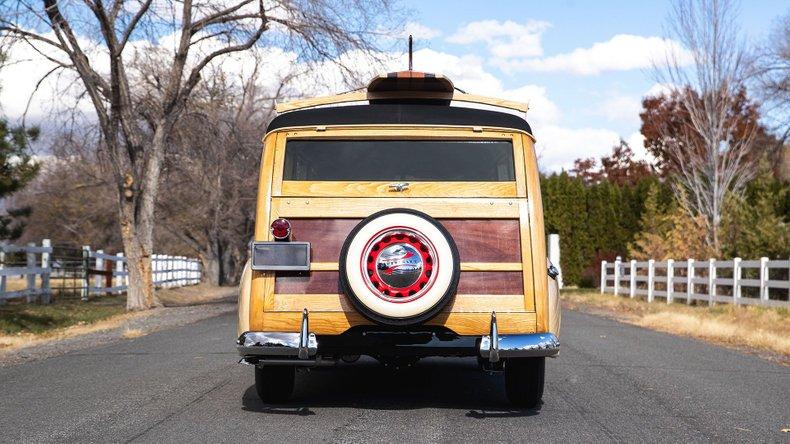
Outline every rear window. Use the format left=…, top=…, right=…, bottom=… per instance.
left=283, top=140, right=515, bottom=182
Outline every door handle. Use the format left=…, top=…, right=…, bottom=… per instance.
left=388, top=182, right=410, bottom=192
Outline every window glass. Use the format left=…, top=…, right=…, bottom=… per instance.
left=283, top=140, right=515, bottom=181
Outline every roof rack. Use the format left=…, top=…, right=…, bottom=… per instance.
left=275, top=71, right=529, bottom=114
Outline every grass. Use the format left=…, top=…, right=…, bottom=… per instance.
left=0, top=295, right=126, bottom=335
left=563, top=289, right=790, bottom=363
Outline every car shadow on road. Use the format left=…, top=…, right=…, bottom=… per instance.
left=241, top=357, right=540, bottom=419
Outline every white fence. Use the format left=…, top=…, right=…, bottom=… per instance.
left=600, top=257, right=790, bottom=307
left=0, top=239, right=202, bottom=303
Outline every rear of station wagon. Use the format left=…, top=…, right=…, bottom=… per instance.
left=237, top=71, right=560, bottom=408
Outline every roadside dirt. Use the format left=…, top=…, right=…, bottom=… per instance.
left=0, top=285, right=237, bottom=366
left=562, top=290, right=790, bottom=366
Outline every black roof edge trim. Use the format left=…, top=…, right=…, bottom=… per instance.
left=266, top=104, right=531, bottom=134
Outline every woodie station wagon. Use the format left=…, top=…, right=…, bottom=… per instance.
left=237, top=69, right=561, bottom=408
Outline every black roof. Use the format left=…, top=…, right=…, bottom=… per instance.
left=266, top=104, right=532, bottom=134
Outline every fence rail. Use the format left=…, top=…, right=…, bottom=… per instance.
left=600, top=257, right=790, bottom=307
left=0, top=240, right=202, bottom=304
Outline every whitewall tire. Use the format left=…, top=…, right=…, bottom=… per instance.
left=339, top=208, right=460, bottom=326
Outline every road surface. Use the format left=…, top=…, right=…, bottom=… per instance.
left=1, top=309, right=787, bottom=443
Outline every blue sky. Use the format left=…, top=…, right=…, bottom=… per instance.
left=394, top=0, right=787, bottom=170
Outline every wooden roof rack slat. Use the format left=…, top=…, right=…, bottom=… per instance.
left=275, top=90, right=529, bottom=114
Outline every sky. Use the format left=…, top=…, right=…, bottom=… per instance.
left=390, top=0, right=787, bottom=170
left=1, top=0, right=787, bottom=172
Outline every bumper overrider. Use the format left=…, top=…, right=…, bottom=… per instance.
left=237, top=309, right=559, bottom=366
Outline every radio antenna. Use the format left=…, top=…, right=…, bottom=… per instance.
left=408, top=35, right=413, bottom=71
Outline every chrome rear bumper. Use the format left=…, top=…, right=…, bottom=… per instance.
left=237, top=310, right=559, bottom=365
left=479, top=312, right=560, bottom=362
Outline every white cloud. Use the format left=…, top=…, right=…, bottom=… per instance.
left=447, top=20, right=550, bottom=59
left=498, top=34, right=693, bottom=75
left=596, top=95, right=643, bottom=125
left=401, top=22, right=441, bottom=40
left=534, top=126, right=622, bottom=172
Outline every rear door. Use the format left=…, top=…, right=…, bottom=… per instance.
left=254, top=126, right=542, bottom=334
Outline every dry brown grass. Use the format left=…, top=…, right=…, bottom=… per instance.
left=563, top=290, right=790, bottom=363
left=0, top=310, right=152, bottom=352
left=156, top=284, right=236, bottom=306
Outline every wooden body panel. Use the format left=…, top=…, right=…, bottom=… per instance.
left=247, top=126, right=547, bottom=336
left=273, top=271, right=523, bottom=296
left=289, top=218, right=520, bottom=263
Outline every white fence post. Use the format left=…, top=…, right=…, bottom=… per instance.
left=41, top=239, right=51, bottom=304
left=759, top=257, right=769, bottom=304
left=708, top=258, right=716, bottom=306
left=94, top=250, right=104, bottom=293
left=25, top=242, right=36, bottom=303
left=614, top=257, right=621, bottom=296
left=733, top=257, right=741, bottom=306
left=600, top=260, right=607, bottom=294
left=81, top=245, right=91, bottom=301
left=647, top=259, right=655, bottom=302
left=116, top=253, right=125, bottom=294
left=0, top=249, right=5, bottom=305
left=629, top=260, right=636, bottom=298
left=686, top=259, right=694, bottom=304
left=666, top=259, right=674, bottom=304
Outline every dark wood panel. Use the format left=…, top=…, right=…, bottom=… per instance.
left=456, top=271, right=523, bottom=295
left=289, top=218, right=520, bottom=263
left=275, top=271, right=340, bottom=294
left=290, top=219, right=357, bottom=262
left=275, top=271, right=522, bottom=295
left=442, top=219, right=521, bottom=262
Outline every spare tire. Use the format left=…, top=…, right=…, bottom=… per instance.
left=339, top=208, right=460, bottom=326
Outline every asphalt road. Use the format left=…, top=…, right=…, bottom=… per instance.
left=1, top=309, right=788, bottom=443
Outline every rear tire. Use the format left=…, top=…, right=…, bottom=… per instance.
left=254, top=365, right=295, bottom=403
left=504, top=357, right=545, bottom=408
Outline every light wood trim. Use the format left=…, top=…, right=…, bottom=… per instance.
left=271, top=294, right=528, bottom=313
left=275, top=89, right=529, bottom=114
left=523, top=135, right=548, bottom=332
left=272, top=197, right=521, bottom=219
left=259, top=311, right=536, bottom=335
left=308, top=262, right=522, bottom=272
left=310, top=262, right=339, bottom=271
left=460, top=262, right=522, bottom=271
left=518, top=200, right=536, bottom=314
left=280, top=127, right=516, bottom=140
left=275, top=89, right=367, bottom=113
left=250, top=133, right=279, bottom=328
left=271, top=135, right=286, bottom=196
left=513, top=135, right=527, bottom=198
left=279, top=181, right=517, bottom=198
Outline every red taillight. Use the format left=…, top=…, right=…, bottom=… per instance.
left=271, top=218, right=291, bottom=240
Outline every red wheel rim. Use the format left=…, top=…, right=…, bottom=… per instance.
left=360, top=227, right=438, bottom=303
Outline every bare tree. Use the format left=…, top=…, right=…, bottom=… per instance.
left=1, top=0, right=395, bottom=309
left=749, top=12, right=789, bottom=145
left=653, top=0, right=760, bottom=254
left=157, top=59, right=283, bottom=285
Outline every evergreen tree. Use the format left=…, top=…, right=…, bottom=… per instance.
left=0, top=120, right=39, bottom=240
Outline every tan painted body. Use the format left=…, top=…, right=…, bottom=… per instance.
left=240, top=124, right=553, bottom=337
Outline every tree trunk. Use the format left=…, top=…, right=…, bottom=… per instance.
left=120, top=211, right=159, bottom=310
left=202, top=251, right=221, bottom=286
